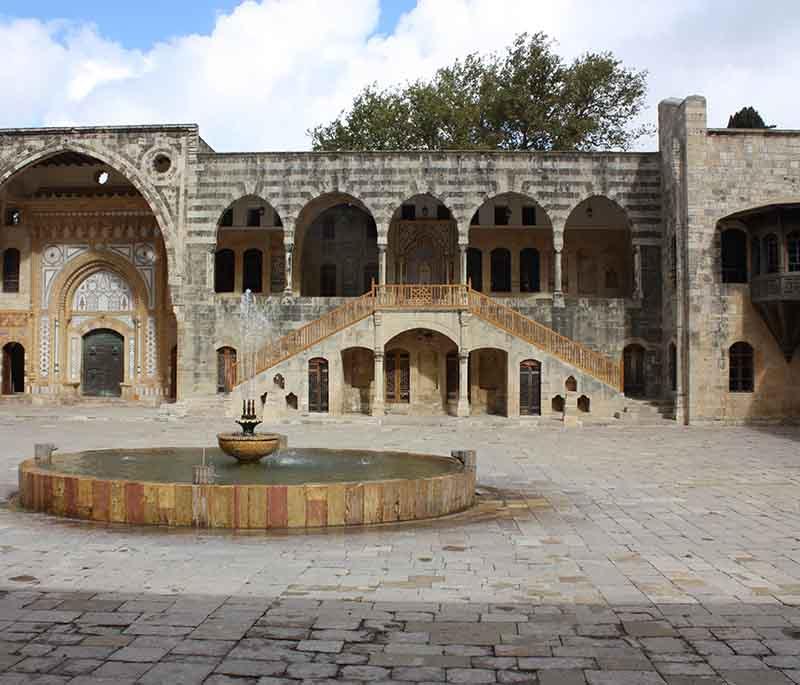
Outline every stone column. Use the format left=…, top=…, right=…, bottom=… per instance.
left=283, top=241, right=294, bottom=296
left=459, top=244, right=468, bottom=286
left=456, top=352, right=470, bottom=417
left=372, top=351, right=385, bottom=416
left=378, top=243, right=387, bottom=286
left=553, top=248, right=564, bottom=308
left=633, top=243, right=643, bottom=299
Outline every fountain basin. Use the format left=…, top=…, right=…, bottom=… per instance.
left=18, top=447, right=475, bottom=529
left=217, top=432, right=283, bottom=463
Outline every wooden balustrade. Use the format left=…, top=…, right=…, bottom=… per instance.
left=237, top=283, right=622, bottom=391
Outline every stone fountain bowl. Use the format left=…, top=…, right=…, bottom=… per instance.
left=217, top=432, right=284, bottom=463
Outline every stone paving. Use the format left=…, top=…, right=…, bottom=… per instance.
left=0, top=406, right=799, bottom=683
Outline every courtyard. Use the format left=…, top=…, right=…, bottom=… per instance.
left=0, top=407, right=796, bottom=682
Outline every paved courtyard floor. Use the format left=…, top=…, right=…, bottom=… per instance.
left=0, top=406, right=799, bottom=683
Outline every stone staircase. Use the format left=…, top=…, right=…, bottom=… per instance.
left=617, top=397, right=676, bottom=423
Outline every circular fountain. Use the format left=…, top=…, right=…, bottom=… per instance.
left=16, top=291, right=476, bottom=528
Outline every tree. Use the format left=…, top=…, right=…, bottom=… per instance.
left=309, top=33, right=652, bottom=152
left=727, top=106, right=771, bottom=129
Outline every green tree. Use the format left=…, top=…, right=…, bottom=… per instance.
left=727, top=106, right=771, bottom=129
left=309, top=33, right=652, bottom=152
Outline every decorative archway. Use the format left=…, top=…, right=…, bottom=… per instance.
left=82, top=329, right=124, bottom=397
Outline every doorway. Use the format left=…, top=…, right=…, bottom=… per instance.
left=623, top=344, right=646, bottom=397
left=519, top=359, right=541, bottom=415
left=385, top=349, right=410, bottom=403
left=217, top=347, right=237, bottom=394
left=1, top=342, right=24, bottom=394
left=308, top=357, right=329, bottom=412
left=82, top=329, right=124, bottom=397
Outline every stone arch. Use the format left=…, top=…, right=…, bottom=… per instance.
left=0, top=144, right=179, bottom=281
left=381, top=319, right=460, bottom=349
left=465, top=191, right=553, bottom=234
left=469, top=346, right=509, bottom=416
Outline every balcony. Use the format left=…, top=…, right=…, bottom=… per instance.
left=751, top=273, right=800, bottom=302
left=750, top=273, right=800, bottom=361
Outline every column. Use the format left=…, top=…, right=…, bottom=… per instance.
left=633, top=243, right=643, bottom=299
left=378, top=243, right=387, bottom=286
left=372, top=351, right=385, bottom=416
left=459, top=244, right=468, bottom=286
left=553, top=247, right=564, bottom=307
left=456, top=352, right=470, bottom=417
left=283, top=241, right=294, bottom=296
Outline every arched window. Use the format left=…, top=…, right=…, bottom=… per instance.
left=764, top=234, right=780, bottom=274
left=467, top=248, right=482, bottom=291
left=729, top=342, right=754, bottom=392
left=214, top=249, right=235, bottom=293
left=242, top=249, right=263, bottom=293
left=320, top=264, right=337, bottom=296
left=788, top=232, right=800, bottom=272
left=751, top=236, right=761, bottom=276
left=519, top=248, right=540, bottom=293
left=721, top=229, right=748, bottom=283
left=490, top=248, right=511, bottom=292
left=2, top=248, right=20, bottom=293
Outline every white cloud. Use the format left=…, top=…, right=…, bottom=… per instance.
left=0, top=0, right=797, bottom=149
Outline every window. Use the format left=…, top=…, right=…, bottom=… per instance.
left=320, top=264, right=337, bottom=296
left=5, top=209, right=20, bottom=226
left=605, top=269, right=619, bottom=290
left=751, top=236, right=761, bottom=276
left=721, top=228, right=748, bottom=283
left=490, top=248, right=511, bottom=292
left=470, top=211, right=480, bottom=226
left=467, top=248, right=482, bottom=291
left=2, top=248, right=20, bottom=293
left=519, top=248, right=540, bottom=293
left=437, top=205, right=451, bottom=220
left=363, top=263, right=378, bottom=293
left=729, top=342, right=754, bottom=392
left=214, top=249, right=235, bottom=292
left=242, top=249, right=263, bottom=293
left=401, top=204, right=416, bottom=221
left=322, top=219, right=335, bottom=241
left=219, top=208, right=233, bottom=227
left=764, top=234, right=780, bottom=273
left=522, top=206, right=536, bottom=226
left=246, top=208, right=262, bottom=227
left=494, top=205, right=510, bottom=226
left=788, top=232, right=800, bottom=272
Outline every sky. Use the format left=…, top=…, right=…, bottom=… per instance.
left=0, top=0, right=797, bottom=151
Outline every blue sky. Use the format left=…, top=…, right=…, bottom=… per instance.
left=0, top=0, right=417, bottom=48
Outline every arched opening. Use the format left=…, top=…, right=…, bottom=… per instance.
left=242, top=248, right=263, bottom=293
left=0, top=149, right=175, bottom=401
left=577, top=395, right=590, bottom=413
left=721, top=228, right=748, bottom=283
left=623, top=344, right=646, bottom=397
left=341, top=347, right=374, bottom=414
left=286, top=392, right=298, bottom=410
left=788, top=232, right=800, bottom=272
left=729, top=341, right=754, bottom=393
left=467, top=193, right=552, bottom=295
left=1, top=342, right=24, bottom=394
left=2, top=248, right=20, bottom=293
left=551, top=395, right=565, bottom=414
left=216, top=346, right=237, bottom=394
left=468, top=347, right=508, bottom=416
left=519, top=359, right=541, bottom=416
left=446, top=350, right=459, bottom=404
left=565, top=376, right=577, bottom=392
left=520, top=248, right=540, bottom=293
left=215, top=195, right=283, bottom=294
left=389, top=194, right=457, bottom=284
left=669, top=342, right=677, bottom=392
left=490, top=248, right=511, bottom=293
left=467, top=247, right=482, bottom=291
left=308, top=357, right=329, bottom=412
left=214, top=249, right=235, bottom=293
left=82, top=329, right=124, bottom=397
left=297, top=195, right=376, bottom=296
left=169, top=345, right=177, bottom=402
left=564, top=196, right=632, bottom=297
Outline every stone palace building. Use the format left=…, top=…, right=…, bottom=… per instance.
left=0, top=95, right=798, bottom=424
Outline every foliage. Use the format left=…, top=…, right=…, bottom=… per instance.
left=309, top=33, right=652, bottom=152
left=727, top=106, right=771, bottom=129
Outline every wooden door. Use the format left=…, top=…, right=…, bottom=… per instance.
left=623, top=345, right=645, bottom=397
left=385, top=350, right=410, bottom=403
left=83, top=330, right=123, bottom=397
left=308, top=357, right=329, bottom=412
left=217, top=347, right=237, bottom=394
left=519, top=359, right=541, bottom=416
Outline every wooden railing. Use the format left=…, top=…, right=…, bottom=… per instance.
left=375, top=284, right=468, bottom=309
left=237, top=283, right=622, bottom=392
left=466, top=288, right=623, bottom=390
